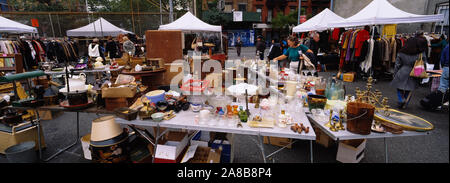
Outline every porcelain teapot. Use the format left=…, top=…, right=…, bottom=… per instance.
left=60, top=73, right=87, bottom=93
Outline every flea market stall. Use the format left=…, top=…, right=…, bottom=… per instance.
left=0, top=0, right=444, bottom=164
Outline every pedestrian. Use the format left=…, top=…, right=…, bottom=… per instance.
left=256, top=35, right=266, bottom=60
left=272, top=35, right=313, bottom=73
left=390, top=36, right=428, bottom=109
left=236, top=37, right=243, bottom=57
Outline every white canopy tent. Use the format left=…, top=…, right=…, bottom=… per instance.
left=158, top=12, right=222, bottom=32
left=159, top=12, right=224, bottom=54
left=329, top=0, right=445, bottom=28
left=66, top=17, right=133, bottom=37
left=0, top=16, right=38, bottom=34
left=292, top=8, right=344, bottom=33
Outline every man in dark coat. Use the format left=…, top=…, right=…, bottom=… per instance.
left=256, top=35, right=266, bottom=60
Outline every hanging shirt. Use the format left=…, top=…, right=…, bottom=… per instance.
left=354, top=29, right=370, bottom=57
left=360, top=39, right=375, bottom=73
left=88, top=43, right=100, bottom=57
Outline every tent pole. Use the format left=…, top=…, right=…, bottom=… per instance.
left=100, top=16, right=104, bottom=37
left=93, top=15, right=97, bottom=37
left=49, top=13, right=55, bottom=38
left=160, top=0, right=163, bottom=25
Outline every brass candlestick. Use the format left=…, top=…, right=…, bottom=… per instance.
left=334, top=110, right=345, bottom=130
left=354, top=77, right=390, bottom=113
left=325, top=109, right=333, bottom=128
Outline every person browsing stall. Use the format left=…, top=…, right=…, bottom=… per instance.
left=390, top=36, right=428, bottom=109
left=273, top=35, right=313, bottom=73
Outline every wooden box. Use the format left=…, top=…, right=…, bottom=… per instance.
left=263, top=136, right=292, bottom=149
left=336, top=139, right=366, bottom=163
left=0, top=122, right=46, bottom=154
left=105, top=97, right=134, bottom=111
left=147, top=58, right=165, bottom=69
left=130, top=57, right=146, bottom=68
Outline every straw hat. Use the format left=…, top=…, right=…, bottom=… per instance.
left=90, top=116, right=123, bottom=142
left=95, top=57, right=103, bottom=62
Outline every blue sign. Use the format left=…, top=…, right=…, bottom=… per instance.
left=227, top=29, right=255, bottom=47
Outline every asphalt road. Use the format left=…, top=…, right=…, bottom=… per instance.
left=0, top=47, right=448, bottom=163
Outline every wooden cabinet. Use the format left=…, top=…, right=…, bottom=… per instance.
left=0, top=54, right=23, bottom=74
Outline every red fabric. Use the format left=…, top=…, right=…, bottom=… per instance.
left=332, top=28, right=340, bottom=41
left=354, top=29, right=370, bottom=57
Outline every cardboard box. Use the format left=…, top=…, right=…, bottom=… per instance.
left=314, top=127, right=333, bottom=148
left=336, top=139, right=366, bottom=163
left=0, top=122, right=46, bottom=154
left=102, top=84, right=137, bottom=98
left=263, top=136, right=292, bottom=149
left=343, top=72, right=356, bottom=82
left=154, top=131, right=189, bottom=163
left=181, top=145, right=221, bottom=163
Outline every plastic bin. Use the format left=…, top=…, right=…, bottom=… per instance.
left=5, top=141, right=38, bottom=163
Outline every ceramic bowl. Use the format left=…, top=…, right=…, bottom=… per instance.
left=151, top=112, right=165, bottom=122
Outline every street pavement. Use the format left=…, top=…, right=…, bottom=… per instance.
left=0, top=47, right=448, bottom=163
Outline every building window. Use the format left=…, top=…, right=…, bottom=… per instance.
left=268, top=9, right=273, bottom=23
left=435, top=3, right=449, bottom=34
left=290, top=6, right=296, bottom=14
left=224, top=2, right=233, bottom=12
left=238, top=3, right=247, bottom=12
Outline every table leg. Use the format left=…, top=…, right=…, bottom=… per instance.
left=384, top=137, right=388, bottom=163
left=35, top=109, right=42, bottom=161
left=258, top=134, right=267, bottom=163
left=152, top=126, right=160, bottom=163
left=43, top=112, right=80, bottom=162
left=310, top=140, right=314, bottom=163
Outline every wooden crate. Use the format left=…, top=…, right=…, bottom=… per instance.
left=105, top=97, right=134, bottom=111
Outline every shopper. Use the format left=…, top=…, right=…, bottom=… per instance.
left=390, top=37, right=427, bottom=109
left=308, top=32, right=322, bottom=56
left=267, top=39, right=282, bottom=61
left=235, top=37, right=243, bottom=57
left=438, top=44, right=449, bottom=94
left=105, top=36, right=119, bottom=58
left=88, top=38, right=105, bottom=62
left=430, top=34, right=448, bottom=70
left=256, top=35, right=266, bottom=60
left=272, top=35, right=313, bottom=73
left=122, top=36, right=135, bottom=57
left=191, top=36, right=203, bottom=56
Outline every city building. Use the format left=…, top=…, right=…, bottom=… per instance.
left=201, top=0, right=331, bottom=46
left=0, top=0, right=10, bottom=12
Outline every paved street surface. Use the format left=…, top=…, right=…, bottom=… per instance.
left=0, top=47, right=448, bottom=163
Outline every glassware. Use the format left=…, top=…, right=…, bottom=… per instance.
left=277, top=110, right=287, bottom=128
left=238, top=106, right=248, bottom=123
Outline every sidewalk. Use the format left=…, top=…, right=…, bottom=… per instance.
left=227, top=46, right=270, bottom=60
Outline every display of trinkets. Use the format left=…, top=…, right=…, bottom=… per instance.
left=290, top=123, right=310, bottom=134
